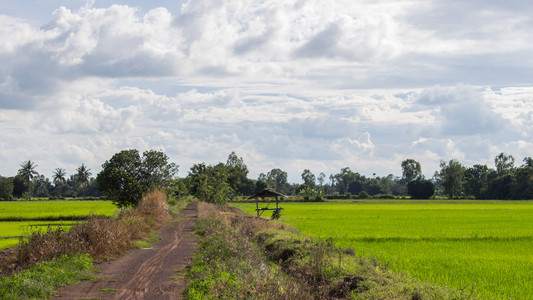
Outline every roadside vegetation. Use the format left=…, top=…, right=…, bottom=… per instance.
left=234, top=200, right=533, bottom=299
left=186, top=202, right=472, bottom=299
left=0, top=190, right=184, bottom=299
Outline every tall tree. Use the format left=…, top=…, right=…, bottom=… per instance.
left=437, top=159, right=464, bottom=199
left=225, top=152, right=249, bottom=195
left=53, top=168, right=67, bottom=185
left=97, top=149, right=178, bottom=207
left=494, top=152, right=515, bottom=175
left=401, top=159, right=422, bottom=183
left=52, top=168, right=67, bottom=197
left=317, top=172, right=326, bottom=187
left=77, top=164, right=92, bottom=198
left=266, top=168, right=288, bottom=193
left=301, top=169, right=316, bottom=188
left=17, top=160, right=38, bottom=200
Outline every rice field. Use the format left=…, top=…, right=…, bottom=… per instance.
left=233, top=200, right=533, bottom=299
left=0, top=201, right=117, bottom=250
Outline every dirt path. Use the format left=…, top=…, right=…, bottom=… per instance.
left=53, top=201, right=198, bottom=300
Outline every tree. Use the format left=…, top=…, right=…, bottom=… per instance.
left=523, top=157, right=533, bottom=167
left=52, top=168, right=67, bottom=197
left=97, top=149, right=178, bottom=208
left=0, top=176, right=14, bottom=201
left=76, top=164, right=92, bottom=198
left=186, top=163, right=232, bottom=204
left=495, top=152, right=515, bottom=175
left=463, top=164, right=492, bottom=199
left=17, top=160, right=38, bottom=200
left=407, top=179, right=435, bottom=199
left=317, top=172, right=326, bottom=187
left=53, top=168, right=67, bottom=185
left=301, top=169, right=316, bottom=188
left=225, top=152, right=250, bottom=195
left=437, top=159, right=464, bottom=199
left=266, top=168, right=288, bottom=194
left=334, top=167, right=360, bottom=194
left=138, top=150, right=178, bottom=191
left=401, top=159, right=422, bottom=183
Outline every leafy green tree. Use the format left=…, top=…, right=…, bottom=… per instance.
left=334, top=167, right=361, bottom=194
left=225, top=152, right=250, bottom=195
left=0, top=176, right=14, bottom=201
left=407, top=179, right=435, bottom=199
left=17, top=160, right=38, bottom=200
left=437, top=159, right=464, bottom=199
left=186, top=163, right=232, bottom=204
left=463, top=164, right=492, bottom=199
left=523, top=157, right=533, bottom=167
left=97, top=149, right=178, bottom=207
left=97, top=167, right=143, bottom=208
left=495, top=152, right=515, bottom=175
left=401, top=159, right=422, bottom=183
left=317, top=172, right=326, bottom=187
left=301, top=169, right=316, bottom=188
left=266, top=168, right=288, bottom=194
left=514, top=164, right=533, bottom=199
left=254, top=179, right=268, bottom=193
left=487, top=174, right=515, bottom=200
left=32, top=175, right=52, bottom=198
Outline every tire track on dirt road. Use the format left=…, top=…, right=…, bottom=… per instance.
left=53, top=201, right=198, bottom=300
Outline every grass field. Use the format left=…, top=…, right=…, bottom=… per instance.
left=0, top=201, right=116, bottom=221
left=0, top=201, right=117, bottom=250
left=233, top=200, right=533, bottom=299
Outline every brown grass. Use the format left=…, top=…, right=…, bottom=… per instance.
left=3, top=190, right=171, bottom=274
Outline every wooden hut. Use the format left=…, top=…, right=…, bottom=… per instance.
left=248, top=189, right=287, bottom=218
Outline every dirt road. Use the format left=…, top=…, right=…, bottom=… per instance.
left=53, top=201, right=198, bottom=300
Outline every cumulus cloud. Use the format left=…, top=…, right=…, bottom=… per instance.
left=1, top=1, right=533, bottom=182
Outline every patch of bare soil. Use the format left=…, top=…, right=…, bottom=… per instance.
left=53, top=201, right=198, bottom=300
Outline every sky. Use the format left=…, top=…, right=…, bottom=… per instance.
left=1, top=0, right=533, bottom=183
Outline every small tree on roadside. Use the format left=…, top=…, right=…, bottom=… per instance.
left=17, top=160, right=38, bottom=200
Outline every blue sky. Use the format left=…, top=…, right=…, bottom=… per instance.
left=1, top=0, right=532, bottom=183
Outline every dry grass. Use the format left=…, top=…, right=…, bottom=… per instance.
left=2, top=190, right=171, bottom=274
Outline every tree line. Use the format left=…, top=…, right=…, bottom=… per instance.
left=1, top=150, right=532, bottom=205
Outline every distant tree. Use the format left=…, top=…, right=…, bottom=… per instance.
left=407, top=179, right=435, bottom=199
left=52, top=168, right=67, bottom=197
left=186, top=163, right=232, bottom=204
left=487, top=173, right=515, bottom=200
left=522, top=157, right=533, bottom=167
left=17, top=160, right=38, bottom=200
left=335, top=167, right=360, bottom=194
left=301, top=169, right=316, bottom=188
left=12, top=176, right=25, bottom=198
left=97, top=149, right=178, bottom=207
left=317, top=172, right=326, bottom=187
left=494, top=152, right=515, bottom=175
left=514, top=164, right=533, bottom=199
left=401, top=159, right=422, bottom=183
left=53, top=168, right=67, bottom=185
left=463, top=164, right=492, bottom=199
left=437, top=159, right=464, bottom=199
left=255, top=179, right=268, bottom=193
left=32, top=175, right=52, bottom=198
left=0, top=176, right=14, bottom=201
left=76, top=164, right=92, bottom=190
left=266, top=168, right=288, bottom=194
left=225, top=152, right=250, bottom=196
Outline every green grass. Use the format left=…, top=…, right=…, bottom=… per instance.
left=0, top=200, right=116, bottom=221
left=0, top=253, right=96, bottom=299
left=233, top=200, right=533, bottom=299
left=0, top=201, right=117, bottom=250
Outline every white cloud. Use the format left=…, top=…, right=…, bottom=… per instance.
left=1, top=1, right=533, bottom=182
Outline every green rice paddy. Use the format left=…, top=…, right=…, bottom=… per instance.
left=233, top=200, right=533, bottom=299
left=0, top=201, right=117, bottom=250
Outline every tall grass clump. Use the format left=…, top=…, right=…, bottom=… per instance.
left=2, top=190, right=171, bottom=274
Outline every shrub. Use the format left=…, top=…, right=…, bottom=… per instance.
left=407, top=179, right=435, bottom=199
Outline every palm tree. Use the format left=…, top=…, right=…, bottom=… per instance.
left=17, top=160, right=38, bottom=200
left=76, top=164, right=91, bottom=198
left=53, top=168, right=67, bottom=197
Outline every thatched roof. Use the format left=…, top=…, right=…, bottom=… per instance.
left=248, top=189, right=288, bottom=199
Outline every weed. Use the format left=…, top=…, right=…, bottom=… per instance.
left=100, top=288, right=118, bottom=294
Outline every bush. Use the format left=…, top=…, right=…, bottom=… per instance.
left=407, top=179, right=435, bottom=199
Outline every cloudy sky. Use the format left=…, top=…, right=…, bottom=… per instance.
left=1, top=0, right=532, bottom=183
